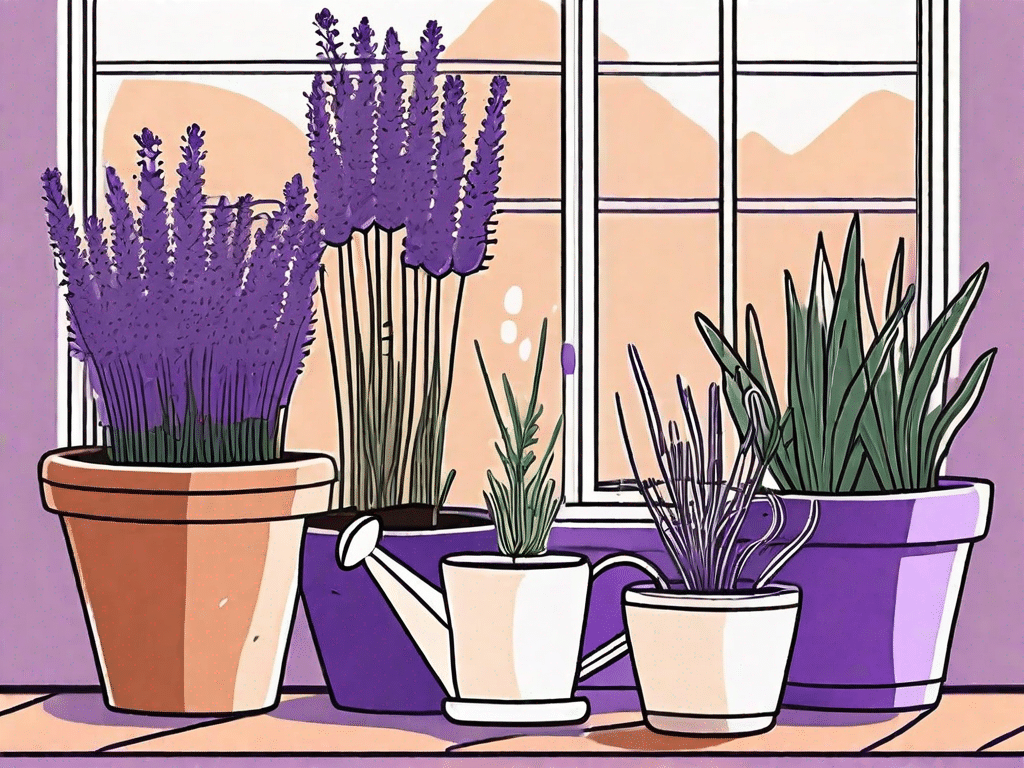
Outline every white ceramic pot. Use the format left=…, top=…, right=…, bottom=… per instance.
left=624, top=584, right=801, bottom=736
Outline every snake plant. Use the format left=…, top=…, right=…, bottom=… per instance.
left=696, top=213, right=996, bottom=493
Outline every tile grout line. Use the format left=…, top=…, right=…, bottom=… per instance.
left=0, top=693, right=55, bottom=719
left=96, top=713, right=253, bottom=753
left=445, top=719, right=645, bottom=753
left=860, top=709, right=935, bottom=752
left=445, top=733, right=525, bottom=753
left=978, top=723, right=1024, bottom=752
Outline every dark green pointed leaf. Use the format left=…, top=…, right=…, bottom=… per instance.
left=898, top=263, right=990, bottom=480
left=825, top=214, right=866, bottom=435
left=922, top=348, right=996, bottom=485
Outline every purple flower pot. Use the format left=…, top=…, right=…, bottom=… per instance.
left=740, top=477, right=993, bottom=713
left=301, top=514, right=670, bottom=714
left=302, top=512, right=496, bottom=713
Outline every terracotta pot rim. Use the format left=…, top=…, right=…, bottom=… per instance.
left=39, top=447, right=336, bottom=523
left=40, top=447, right=336, bottom=477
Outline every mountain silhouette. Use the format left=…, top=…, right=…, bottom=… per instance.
left=741, top=89, right=916, bottom=198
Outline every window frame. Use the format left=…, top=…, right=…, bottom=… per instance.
left=560, top=0, right=961, bottom=519
left=58, top=0, right=960, bottom=521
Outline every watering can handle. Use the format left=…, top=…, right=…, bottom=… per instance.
left=578, top=554, right=669, bottom=681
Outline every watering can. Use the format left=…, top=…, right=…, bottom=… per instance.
left=336, top=515, right=669, bottom=725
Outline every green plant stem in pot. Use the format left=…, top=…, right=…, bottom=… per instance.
left=475, top=317, right=564, bottom=557
left=616, top=345, right=817, bottom=736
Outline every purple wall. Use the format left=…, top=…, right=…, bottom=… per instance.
left=0, top=0, right=1021, bottom=686
left=944, top=0, right=1024, bottom=684
left=0, top=0, right=91, bottom=683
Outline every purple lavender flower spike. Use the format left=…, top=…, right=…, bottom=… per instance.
left=403, top=20, right=444, bottom=268
left=423, top=75, right=468, bottom=277
left=171, top=124, right=208, bottom=282
left=208, top=195, right=234, bottom=278
left=306, top=73, right=351, bottom=245
left=347, top=17, right=378, bottom=229
left=283, top=174, right=311, bottom=230
left=83, top=215, right=112, bottom=295
left=44, top=122, right=322, bottom=464
left=134, top=128, right=171, bottom=284
left=104, top=165, right=140, bottom=284
left=454, top=75, right=509, bottom=276
left=279, top=206, right=323, bottom=403
left=313, top=8, right=348, bottom=108
left=374, top=27, right=408, bottom=230
left=281, top=174, right=312, bottom=270
left=231, top=193, right=255, bottom=266
left=41, top=168, right=90, bottom=360
left=313, top=7, right=340, bottom=62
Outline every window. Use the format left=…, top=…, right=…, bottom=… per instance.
left=561, top=0, right=960, bottom=517
left=59, top=0, right=959, bottom=516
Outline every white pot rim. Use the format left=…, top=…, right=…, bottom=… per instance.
left=443, top=550, right=586, bottom=570
left=625, top=583, right=800, bottom=611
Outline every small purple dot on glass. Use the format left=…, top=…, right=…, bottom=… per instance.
left=561, top=343, right=576, bottom=376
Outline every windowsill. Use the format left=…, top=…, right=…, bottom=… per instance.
left=2, top=689, right=1022, bottom=761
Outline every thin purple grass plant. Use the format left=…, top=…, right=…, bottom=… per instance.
left=616, top=345, right=819, bottom=592
left=42, top=124, right=324, bottom=465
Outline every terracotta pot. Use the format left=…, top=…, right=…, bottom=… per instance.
left=39, top=447, right=336, bottom=716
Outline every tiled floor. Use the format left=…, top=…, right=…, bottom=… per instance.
left=1, top=690, right=1023, bottom=763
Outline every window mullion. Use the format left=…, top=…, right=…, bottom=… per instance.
left=561, top=0, right=588, bottom=505
left=720, top=0, right=738, bottom=344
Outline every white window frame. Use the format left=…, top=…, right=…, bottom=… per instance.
left=59, top=0, right=960, bottom=520
left=560, top=0, right=960, bottom=520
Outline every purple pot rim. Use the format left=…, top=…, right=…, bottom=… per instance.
left=766, top=476, right=992, bottom=501
left=306, top=521, right=495, bottom=537
left=306, top=507, right=494, bottom=537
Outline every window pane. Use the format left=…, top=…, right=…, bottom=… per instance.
left=597, top=213, right=721, bottom=484
left=737, top=213, right=917, bottom=409
left=598, top=0, right=718, bottom=62
left=100, top=73, right=559, bottom=200
left=442, top=214, right=563, bottom=506
left=738, top=77, right=916, bottom=198
left=599, top=76, right=719, bottom=199
left=738, top=0, right=916, bottom=62
left=98, top=0, right=561, bottom=62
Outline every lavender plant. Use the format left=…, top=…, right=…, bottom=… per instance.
left=307, top=10, right=510, bottom=515
left=616, top=346, right=818, bottom=592
left=42, top=124, right=323, bottom=465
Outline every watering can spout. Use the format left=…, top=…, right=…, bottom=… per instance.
left=336, top=516, right=456, bottom=697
